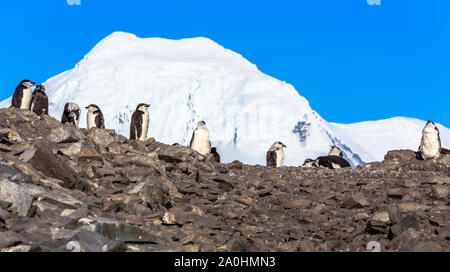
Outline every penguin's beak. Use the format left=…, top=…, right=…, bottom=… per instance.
left=85, top=106, right=89, bottom=109
left=282, top=144, right=287, bottom=148
left=31, top=82, right=36, bottom=85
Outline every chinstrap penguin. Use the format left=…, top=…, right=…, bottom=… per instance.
left=12, top=79, right=35, bottom=109
left=189, top=121, right=211, bottom=156
left=85, top=104, right=105, bottom=129
left=130, top=103, right=150, bottom=141
left=29, top=84, right=48, bottom=116
left=61, top=102, right=81, bottom=127
left=418, top=120, right=450, bottom=160
left=266, top=141, right=287, bottom=167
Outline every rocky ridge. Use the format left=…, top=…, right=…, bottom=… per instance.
left=0, top=108, right=448, bottom=252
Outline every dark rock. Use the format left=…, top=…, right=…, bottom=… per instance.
left=60, top=207, right=88, bottom=219
left=79, top=139, right=102, bottom=161
left=69, top=230, right=124, bottom=252
left=387, top=188, right=405, bottom=199
left=367, top=212, right=391, bottom=234
left=109, top=153, right=166, bottom=176
left=0, top=200, right=12, bottom=210
left=0, top=178, right=33, bottom=217
left=0, top=144, right=12, bottom=152
left=162, top=208, right=187, bottom=225
left=18, top=145, right=37, bottom=162
left=431, top=185, right=449, bottom=199
left=77, top=217, right=163, bottom=244
left=0, top=231, right=24, bottom=248
left=0, top=208, right=10, bottom=223
left=0, top=164, right=26, bottom=181
left=29, top=140, right=89, bottom=191
left=389, top=214, right=420, bottom=239
left=228, top=160, right=243, bottom=170
left=410, top=241, right=443, bottom=252
left=341, top=193, right=370, bottom=209
left=384, top=150, right=416, bottom=161
left=87, top=128, right=115, bottom=149
left=47, top=126, right=85, bottom=144
left=57, top=142, right=82, bottom=160
left=1, top=245, right=35, bottom=252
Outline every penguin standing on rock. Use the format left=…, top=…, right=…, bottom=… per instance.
left=29, top=84, right=48, bottom=116
left=61, top=102, right=81, bottom=127
left=189, top=121, right=211, bottom=156
left=418, top=120, right=450, bottom=160
left=85, top=104, right=105, bottom=129
left=130, top=103, right=150, bottom=141
left=266, top=141, right=287, bottom=167
left=11, top=80, right=35, bottom=109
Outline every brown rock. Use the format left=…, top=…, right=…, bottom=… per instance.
left=30, top=140, right=89, bottom=191
left=162, top=208, right=186, bottom=225
left=78, top=139, right=102, bottom=161
left=431, top=185, right=449, bottom=199
left=341, top=193, right=370, bottom=209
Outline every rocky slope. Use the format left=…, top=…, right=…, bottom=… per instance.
left=0, top=108, right=448, bottom=252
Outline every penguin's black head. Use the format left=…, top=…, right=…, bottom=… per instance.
left=85, top=104, right=100, bottom=110
left=276, top=141, right=287, bottom=148
left=211, top=147, right=217, bottom=152
left=270, top=141, right=287, bottom=151
left=426, top=120, right=435, bottom=125
left=65, top=102, right=80, bottom=113
left=20, top=79, right=35, bottom=88
left=136, top=103, right=150, bottom=111
left=35, top=84, right=46, bottom=92
left=198, top=121, right=206, bottom=127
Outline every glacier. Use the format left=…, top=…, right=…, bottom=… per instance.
left=1, top=32, right=449, bottom=166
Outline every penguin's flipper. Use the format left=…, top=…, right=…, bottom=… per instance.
left=12, top=89, right=23, bottom=108
left=94, top=111, right=105, bottom=129
left=189, top=131, right=195, bottom=148
left=135, top=112, right=142, bottom=139
left=266, top=151, right=277, bottom=167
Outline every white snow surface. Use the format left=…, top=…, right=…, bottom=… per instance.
left=1, top=32, right=449, bottom=166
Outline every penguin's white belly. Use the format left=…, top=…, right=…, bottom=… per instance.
left=87, top=113, right=97, bottom=129
left=275, top=149, right=284, bottom=167
left=139, top=112, right=149, bottom=141
left=191, top=129, right=211, bottom=155
left=421, top=133, right=440, bottom=159
left=331, top=162, right=341, bottom=169
left=20, top=89, right=32, bottom=109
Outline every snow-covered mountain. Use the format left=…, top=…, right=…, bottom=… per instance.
left=1, top=32, right=449, bottom=166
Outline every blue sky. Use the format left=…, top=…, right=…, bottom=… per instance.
left=1, top=0, right=449, bottom=126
